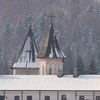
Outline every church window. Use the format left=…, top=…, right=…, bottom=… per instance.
left=42, top=65, right=44, bottom=75
left=14, top=96, right=20, bottom=100
left=0, top=96, right=5, bottom=100
left=27, top=96, right=32, bottom=100
left=45, top=96, right=50, bottom=100
left=49, top=68, right=52, bottom=75
left=61, top=95, right=66, bottom=100
left=96, top=96, right=100, bottom=100
left=79, top=96, right=84, bottom=100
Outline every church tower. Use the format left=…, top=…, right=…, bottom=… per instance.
left=37, top=20, right=65, bottom=75
left=12, top=20, right=39, bottom=75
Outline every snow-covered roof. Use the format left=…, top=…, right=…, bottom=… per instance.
left=37, top=23, right=65, bottom=58
left=13, top=59, right=39, bottom=68
left=12, top=24, right=39, bottom=68
left=0, top=75, right=100, bottom=90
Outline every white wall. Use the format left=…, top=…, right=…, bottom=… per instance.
left=0, top=90, right=100, bottom=100
left=94, top=91, right=100, bottom=100
left=77, top=91, right=93, bottom=100
left=12, top=68, right=39, bottom=75
left=23, top=91, right=39, bottom=100
left=39, top=58, right=63, bottom=75
left=59, top=91, right=75, bottom=100
left=5, top=91, right=21, bottom=100
left=41, top=91, right=57, bottom=100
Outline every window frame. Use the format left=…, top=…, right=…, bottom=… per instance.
left=96, top=96, right=100, bottom=100
left=14, top=95, right=20, bottom=100
left=27, top=95, right=32, bottom=100
left=61, top=95, right=67, bottom=100
left=79, top=96, right=85, bottom=100
left=49, top=68, right=52, bottom=75
left=0, top=96, right=5, bottom=100
left=45, top=95, right=50, bottom=100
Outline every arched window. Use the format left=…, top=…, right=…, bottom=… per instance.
left=14, top=96, right=20, bottom=100
left=45, top=96, right=50, bottom=100
left=27, top=96, right=32, bottom=100
left=49, top=68, right=52, bottom=75
left=42, top=65, right=44, bottom=75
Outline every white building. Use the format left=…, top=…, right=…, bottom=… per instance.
left=11, top=19, right=65, bottom=75
left=0, top=75, right=100, bottom=100
left=1, top=18, right=100, bottom=100
left=11, top=23, right=39, bottom=75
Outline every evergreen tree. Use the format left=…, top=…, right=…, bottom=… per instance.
left=65, top=46, right=73, bottom=74
left=2, top=20, right=14, bottom=74
left=76, top=55, right=85, bottom=74
left=3, top=20, right=13, bottom=37
left=89, top=57, right=96, bottom=74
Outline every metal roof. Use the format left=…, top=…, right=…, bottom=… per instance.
left=0, top=75, right=100, bottom=91
left=37, top=23, right=65, bottom=58
left=13, top=24, right=39, bottom=68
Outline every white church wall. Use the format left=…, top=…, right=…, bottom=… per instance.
left=39, top=58, right=63, bottom=75
left=39, top=59, right=46, bottom=75
left=13, top=68, right=39, bottom=75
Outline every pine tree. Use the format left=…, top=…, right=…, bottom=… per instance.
left=76, top=55, right=85, bottom=74
left=89, top=57, right=96, bottom=74
left=65, top=46, right=73, bottom=74
left=2, top=20, right=14, bottom=74
left=3, top=20, right=13, bottom=37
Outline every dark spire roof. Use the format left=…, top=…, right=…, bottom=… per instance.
left=37, top=22, right=65, bottom=58
left=18, top=23, right=38, bottom=63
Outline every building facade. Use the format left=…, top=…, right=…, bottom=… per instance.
left=0, top=75, right=100, bottom=100
left=0, top=90, right=100, bottom=100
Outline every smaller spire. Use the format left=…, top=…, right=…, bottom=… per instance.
left=29, top=15, right=32, bottom=27
left=48, top=12, right=55, bottom=27
left=37, top=14, right=65, bottom=59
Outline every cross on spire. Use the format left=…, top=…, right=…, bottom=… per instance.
left=48, top=12, right=55, bottom=25
left=29, top=15, right=32, bottom=26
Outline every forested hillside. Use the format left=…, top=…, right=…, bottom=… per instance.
left=0, top=0, right=100, bottom=74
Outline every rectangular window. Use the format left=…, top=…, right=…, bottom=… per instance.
left=27, top=96, right=32, bottom=100
left=61, top=95, right=66, bottom=100
left=96, top=96, right=100, bottom=100
left=14, top=96, right=20, bottom=100
left=0, top=96, right=5, bottom=100
left=49, top=68, right=52, bottom=75
left=79, top=96, right=84, bottom=100
left=45, top=96, right=50, bottom=100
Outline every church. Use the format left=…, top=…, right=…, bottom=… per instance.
left=0, top=17, right=100, bottom=100
left=11, top=18, right=65, bottom=76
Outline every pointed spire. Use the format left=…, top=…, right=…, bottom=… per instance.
left=37, top=14, right=65, bottom=58
left=18, top=17, right=38, bottom=63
